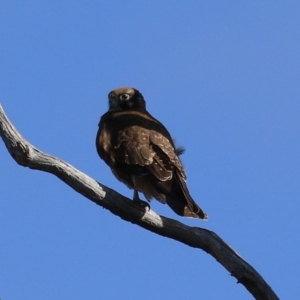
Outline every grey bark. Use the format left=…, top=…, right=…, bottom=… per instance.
left=0, top=104, right=279, bottom=300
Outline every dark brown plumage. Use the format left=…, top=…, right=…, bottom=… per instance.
left=96, top=87, right=208, bottom=219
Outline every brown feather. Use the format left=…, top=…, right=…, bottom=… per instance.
left=96, top=87, right=208, bottom=219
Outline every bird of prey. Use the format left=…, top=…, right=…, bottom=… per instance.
left=96, top=87, right=208, bottom=219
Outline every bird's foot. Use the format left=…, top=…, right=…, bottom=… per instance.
left=133, top=190, right=150, bottom=211
left=133, top=199, right=150, bottom=210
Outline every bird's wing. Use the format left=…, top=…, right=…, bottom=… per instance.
left=114, top=125, right=186, bottom=181
left=149, top=130, right=186, bottom=180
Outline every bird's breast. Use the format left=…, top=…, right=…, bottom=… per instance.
left=96, top=122, right=116, bottom=165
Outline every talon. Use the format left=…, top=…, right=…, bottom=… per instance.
left=133, top=190, right=150, bottom=211
left=137, top=200, right=150, bottom=210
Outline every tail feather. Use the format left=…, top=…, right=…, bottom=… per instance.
left=166, top=172, right=208, bottom=219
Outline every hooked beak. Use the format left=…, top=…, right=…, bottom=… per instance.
left=108, top=94, right=119, bottom=108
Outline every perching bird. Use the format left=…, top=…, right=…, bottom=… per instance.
left=96, top=87, right=208, bottom=219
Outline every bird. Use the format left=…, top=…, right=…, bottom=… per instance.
left=96, top=87, right=208, bottom=219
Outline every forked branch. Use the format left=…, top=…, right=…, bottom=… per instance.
left=0, top=104, right=278, bottom=300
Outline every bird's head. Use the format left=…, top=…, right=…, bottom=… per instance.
left=108, top=87, right=146, bottom=111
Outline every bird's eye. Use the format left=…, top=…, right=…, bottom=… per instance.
left=119, top=94, right=130, bottom=101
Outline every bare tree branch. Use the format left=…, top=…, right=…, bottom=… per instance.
left=0, top=104, right=279, bottom=300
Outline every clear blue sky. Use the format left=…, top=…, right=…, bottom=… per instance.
left=1, top=2, right=299, bottom=299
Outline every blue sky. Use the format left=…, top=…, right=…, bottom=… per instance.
left=1, top=2, right=299, bottom=299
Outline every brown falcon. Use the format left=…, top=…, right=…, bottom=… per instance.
left=96, top=87, right=208, bottom=219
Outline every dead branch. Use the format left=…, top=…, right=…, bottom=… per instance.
left=0, top=104, right=279, bottom=300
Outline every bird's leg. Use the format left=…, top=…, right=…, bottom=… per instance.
left=129, top=174, right=151, bottom=211
left=132, top=189, right=150, bottom=210
left=133, top=189, right=141, bottom=202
